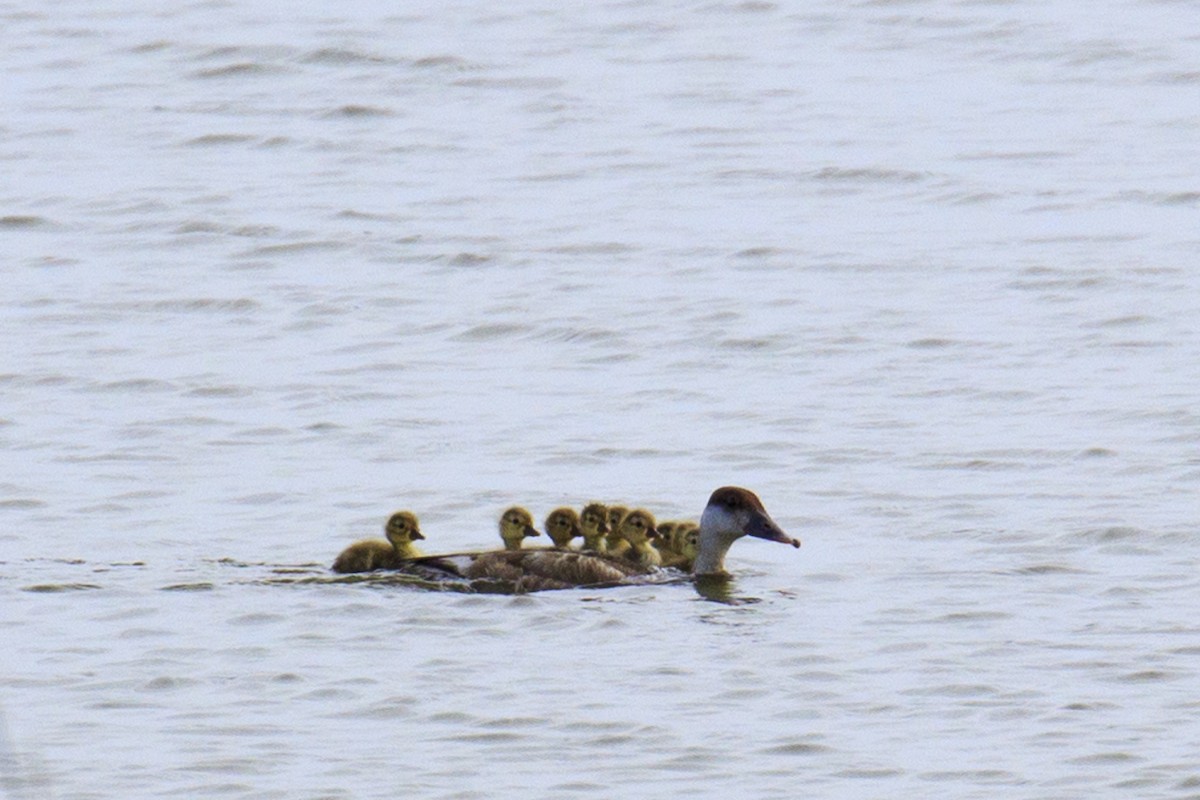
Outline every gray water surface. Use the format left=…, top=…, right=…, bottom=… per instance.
left=3, top=1, right=1200, bottom=798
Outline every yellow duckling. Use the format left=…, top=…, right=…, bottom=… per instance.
left=499, top=506, right=540, bottom=551
left=662, top=521, right=699, bottom=570
left=579, top=502, right=609, bottom=551
left=605, top=505, right=631, bottom=557
left=654, top=521, right=680, bottom=556
left=544, top=507, right=582, bottom=549
left=616, top=509, right=662, bottom=568
left=331, top=511, right=424, bottom=573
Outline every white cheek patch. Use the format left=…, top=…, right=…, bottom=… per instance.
left=700, top=505, right=742, bottom=538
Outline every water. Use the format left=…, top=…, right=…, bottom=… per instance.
left=3, top=0, right=1200, bottom=797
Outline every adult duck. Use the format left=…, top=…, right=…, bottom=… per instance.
left=394, top=487, right=798, bottom=592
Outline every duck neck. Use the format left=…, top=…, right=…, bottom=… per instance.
left=581, top=533, right=605, bottom=551
left=691, top=530, right=736, bottom=576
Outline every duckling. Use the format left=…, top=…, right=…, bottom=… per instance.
left=616, top=509, right=662, bottom=568
left=544, top=507, right=582, bottom=549
left=331, top=511, right=424, bottom=573
left=654, top=521, right=680, bottom=556
left=579, top=502, right=609, bottom=552
left=392, top=487, right=799, bottom=592
left=499, top=506, right=540, bottom=551
left=605, top=505, right=631, bottom=557
left=661, top=521, right=698, bottom=570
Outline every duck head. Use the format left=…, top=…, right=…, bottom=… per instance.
left=694, top=487, right=798, bottom=575
left=499, top=506, right=540, bottom=551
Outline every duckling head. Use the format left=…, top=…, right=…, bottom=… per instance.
left=671, top=521, right=698, bottom=553
left=381, top=510, right=424, bottom=559
left=384, top=511, right=424, bottom=547
left=617, top=509, right=659, bottom=548
left=655, top=521, right=679, bottom=554
left=544, top=507, right=582, bottom=549
left=679, top=526, right=700, bottom=561
left=499, top=506, right=540, bottom=551
left=605, top=505, right=630, bottom=547
left=579, top=502, right=609, bottom=550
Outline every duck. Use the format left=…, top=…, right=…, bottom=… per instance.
left=579, top=502, right=610, bottom=551
left=604, top=505, right=631, bottom=557
left=391, top=487, right=798, bottom=592
left=331, top=511, right=425, bottom=574
left=499, top=506, right=541, bottom=550
left=615, top=509, right=662, bottom=568
left=544, top=507, right=582, bottom=549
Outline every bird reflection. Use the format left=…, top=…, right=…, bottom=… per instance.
left=692, top=574, right=761, bottom=605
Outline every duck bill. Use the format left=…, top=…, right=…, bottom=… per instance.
left=747, top=511, right=800, bottom=548
left=524, top=526, right=540, bottom=538
left=411, top=531, right=426, bottom=541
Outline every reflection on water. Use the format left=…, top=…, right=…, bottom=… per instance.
left=0, top=708, right=53, bottom=800
left=691, top=574, right=763, bottom=606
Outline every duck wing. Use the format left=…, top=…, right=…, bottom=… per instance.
left=390, top=551, right=486, bottom=581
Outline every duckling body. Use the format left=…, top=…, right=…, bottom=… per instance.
left=544, top=507, right=582, bottom=549
left=390, top=487, right=798, bottom=592
left=331, top=511, right=425, bottom=573
left=579, top=502, right=609, bottom=552
left=661, top=522, right=699, bottom=570
left=604, top=505, right=631, bottom=557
